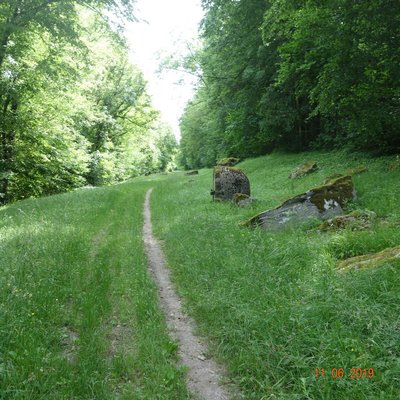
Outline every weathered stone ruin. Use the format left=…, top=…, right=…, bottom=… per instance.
left=241, top=175, right=355, bottom=230
left=211, top=166, right=250, bottom=201
left=289, top=161, right=318, bottom=179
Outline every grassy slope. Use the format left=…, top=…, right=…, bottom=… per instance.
left=151, top=151, right=400, bottom=399
left=0, top=177, right=190, bottom=399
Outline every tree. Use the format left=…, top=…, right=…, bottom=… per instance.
left=181, top=0, right=400, bottom=166
left=1, top=1, right=177, bottom=204
left=0, top=0, right=134, bottom=203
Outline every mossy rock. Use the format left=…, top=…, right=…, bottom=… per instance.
left=241, top=175, right=355, bottom=230
left=289, top=161, right=318, bottom=179
left=316, top=210, right=376, bottom=232
left=324, top=173, right=345, bottom=185
left=388, top=156, right=400, bottom=172
left=232, top=193, right=254, bottom=207
left=232, top=193, right=250, bottom=203
left=307, top=175, right=355, bottom=212
left=346, top=165, right=368, bottom=176
left=185, top=170, right=199, bottom=176
left=337, top=245, right=400, bottom=272
left=212, top=166, right=250, bottom=201
left=217, top=157, right=240, bottom=167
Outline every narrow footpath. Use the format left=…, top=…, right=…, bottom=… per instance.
left=143, top=188, right=238, bottom=400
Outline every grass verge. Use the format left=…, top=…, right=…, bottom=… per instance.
left=0, top=178, right=190, bottom=399
left=151, top=151, right=400, bottom=399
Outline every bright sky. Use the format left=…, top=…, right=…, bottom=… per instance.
left=125, top=0, right=203, bottom=140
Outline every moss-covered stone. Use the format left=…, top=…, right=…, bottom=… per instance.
left=388, top=156, right=400, bottom=171
left=241, top=175, right=355, bottom=230
left=217, top=157, right=240, bottom=167
left=307, top=175, right=354, bottom=212
left=346, top=165, right=368, bottom=176
left=232, top=193, right=254, bottom=207
left=337, top=245, right=400, bottom=271
left=289, top=161, right=318, bottom=179
left=232, top=193, right=249, bottom=203
left=324, top=173, right=345, bottom=185
left=316, top=210, right=376, bottom=232
left=213, top=166, right=250, bottom=201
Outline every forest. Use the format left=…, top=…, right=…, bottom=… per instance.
left=0, top=0, right=177, bottom=205
left=180, top=0, right=400, bottom=169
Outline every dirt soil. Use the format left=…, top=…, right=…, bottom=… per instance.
left=143, top=188, right=240, bottom=400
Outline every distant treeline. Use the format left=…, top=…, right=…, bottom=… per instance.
left=179, top=0, right=400, bottom=169
left=0, top=1, right=177, bottom=205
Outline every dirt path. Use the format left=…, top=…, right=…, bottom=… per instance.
left=143, top=188, right=238, bottom=400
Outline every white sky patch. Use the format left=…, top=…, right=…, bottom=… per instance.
left=125, top=0, right=203, bottom=140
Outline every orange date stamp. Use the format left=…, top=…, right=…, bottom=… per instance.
left=315, top=368, right=375, bottom=379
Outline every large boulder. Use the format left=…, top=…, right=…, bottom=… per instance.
left=337, top=245, right=400, bottom=272
left=212, top=166, right=250, bottom=201
left=241, top=175, right=355, bottom=230
left=289, top=161, right=318, bottom=179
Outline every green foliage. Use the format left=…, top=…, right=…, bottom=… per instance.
left=180, top=0, right=400, bottom=168
left=0, top=2, right=176, bottom=205
left=263, top=0, right=400, bottom=152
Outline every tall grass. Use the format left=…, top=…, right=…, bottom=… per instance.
left=0, top=179, right=190, bottom=399
left=151, top=151, right=400, bottom=399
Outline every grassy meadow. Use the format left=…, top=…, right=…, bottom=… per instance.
left=151, top=151, right=400, bottom=399
left=1, top=150, right=400, bottom=399
left=0, top=178, right=189, bottom=399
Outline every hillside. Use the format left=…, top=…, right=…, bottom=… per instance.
left=1, top=150, right=400, bottom=399
left=151, top=151, right=400, bottom=399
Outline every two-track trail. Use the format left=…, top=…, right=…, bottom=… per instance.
left=143, top=188, right=239, bottom=400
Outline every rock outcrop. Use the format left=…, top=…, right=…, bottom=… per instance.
left=337, top=245, right=400, bottom=272
left=316, top=210, right=376, bottom=232
left=242, top=175, right=355, bottom=230
left=212, top=166, right=250, bottom=201
left=289, top=161, right=318, bottom=179
left=323, top=173, right=344, bottom=184
left=346, top=165, right=368, bottom=176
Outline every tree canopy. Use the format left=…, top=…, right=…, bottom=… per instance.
left=0, top=1, right=177, bottom=204
left=179, top=0, right=400, bottom=169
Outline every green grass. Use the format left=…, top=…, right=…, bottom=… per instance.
left=151, top=151, right=400, bottom=399
left=0, top=178, right=190, bottom=399
left=2, top=151, right=400, bottom=399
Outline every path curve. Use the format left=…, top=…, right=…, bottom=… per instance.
left=143, top=188, right=236, bottom=400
